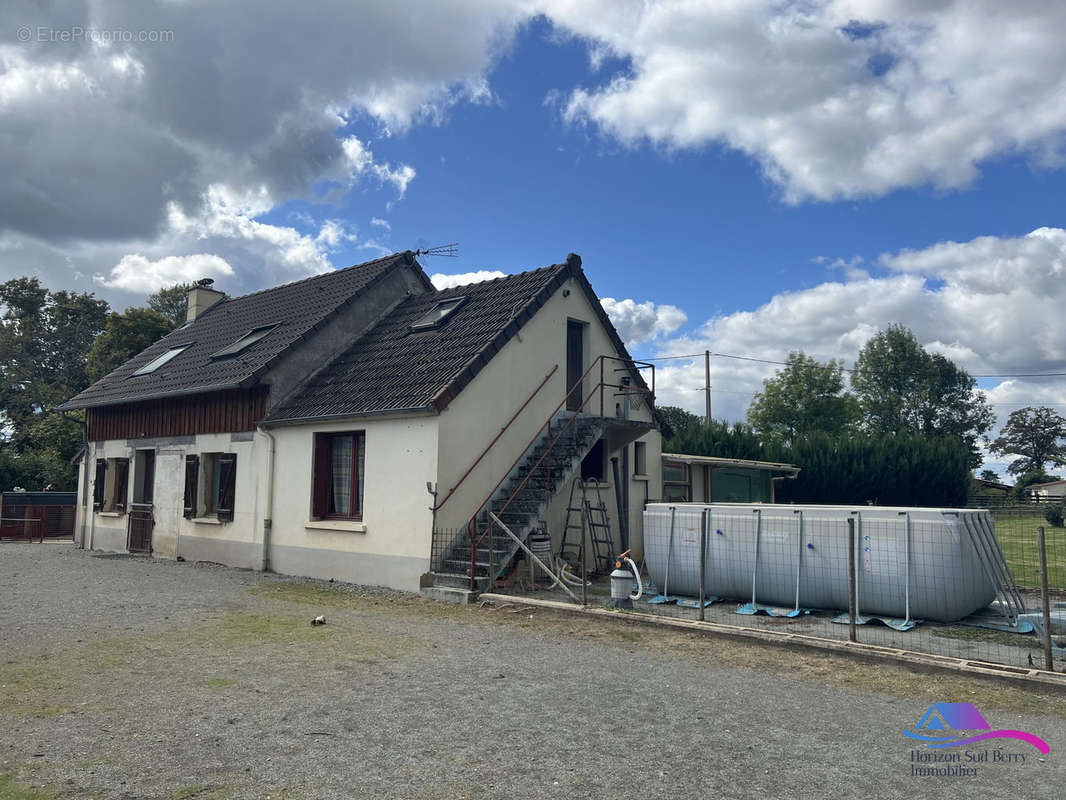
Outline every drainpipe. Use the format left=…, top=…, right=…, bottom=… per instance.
left=427, top=482, right=438, bottom=576
left=257, top=425, right=276, bottom=572
left=610, top=456, right=628, bottom=553
left=621, top=444, right=630, bottom=552
left=87, top=440, right=96, bottom=551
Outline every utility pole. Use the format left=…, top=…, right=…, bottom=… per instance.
left=704, top=350, right=711, bottom=425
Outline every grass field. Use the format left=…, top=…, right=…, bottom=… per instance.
left=992, top=508, right=1066, bottom=590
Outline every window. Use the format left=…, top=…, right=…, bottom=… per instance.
left=183, top=455, right=199, bottom=518
left=93, top=459, right=106, bottom=510
left=183, top=453, right=237, bottom=521
left=663, top=460, right=691, bottom=502
left=131, top=345, right=191, bottom=376
left=93, top=457, right=130, bottom=512
left=410, top=296, right=466, bottom=331
left=132, top=449, right=153, bottom=504
left=112, top=459, right=130, bottom=510
left=211, top=324, right=279, bottom=359
left=633, top=441, right=647, bottom=476
left=312, top=432, right=365, bottom=519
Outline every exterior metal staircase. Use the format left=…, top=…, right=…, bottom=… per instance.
left=426, top=354, right=656, bottom=597
left=432, top=412, right=607, bottom=589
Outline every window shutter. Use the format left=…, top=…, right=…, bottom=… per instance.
left=183, top=455, right=199, bottom=518
left=93, top=459, right=107, bottom=510
left=113, top=459, right=129, bottom=511
left=216, top=453, right=236, bottom=522
left=355, top=432, right=365, bottom=516
left=312, top=434, right=330, bottom=518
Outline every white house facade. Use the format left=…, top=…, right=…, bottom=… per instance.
left=64, top=252, right=662, bottom=594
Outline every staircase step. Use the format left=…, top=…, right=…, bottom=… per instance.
left=432, top=572, right=477, bottom=589
left=435, top=414, right=609, bottom=590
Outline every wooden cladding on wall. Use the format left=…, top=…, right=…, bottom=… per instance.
left=86, top=387, right=269, bottom=441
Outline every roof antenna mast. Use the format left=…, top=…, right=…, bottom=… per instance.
left=413, top=243, right=459, bottom=258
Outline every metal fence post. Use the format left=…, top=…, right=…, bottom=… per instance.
left=487, top=521, right=495, bottom=593
left=581, top=508, right=589, bottom=607
left=699, top=510, right=707, bottom=623
left=847, top=516, right=857, bottom=643
left=1038, top=526, right=1054, bottom=671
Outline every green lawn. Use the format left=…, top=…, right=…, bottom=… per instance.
left=992, top=509, right=1066, bottom=590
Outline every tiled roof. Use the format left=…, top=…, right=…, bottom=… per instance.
left=61, top=252, right=420, bottom=410
left=264, top=254, right=641, bottom=423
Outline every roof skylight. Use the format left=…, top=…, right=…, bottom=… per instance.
left=211, top=324, right=279, bottom=359
left=131, top=345, right=191, bottom=376
left=410, top=296, right=467, bottom=332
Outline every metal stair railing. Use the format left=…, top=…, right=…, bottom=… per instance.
left=430, top=364, right=559, bottom=515
left=461, top=354, right=654, bottom=589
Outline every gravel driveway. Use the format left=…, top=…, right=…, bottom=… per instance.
left=2, top=542, right=1064, bottom=799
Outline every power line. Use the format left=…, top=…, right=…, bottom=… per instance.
left=640, top=351, right=1066, bottom=379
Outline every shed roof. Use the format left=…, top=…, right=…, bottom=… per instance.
left=662, top=452, right=801, bottom=476
left=1027, top=480, right=1066, bottom=489
left=61, top=252, right=423, bottom=410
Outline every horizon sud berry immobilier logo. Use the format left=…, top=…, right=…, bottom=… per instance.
left=903, top=702, right=1049, bottom=778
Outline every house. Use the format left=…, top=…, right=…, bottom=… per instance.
left=660, top=453, right=799, bottom=503
left=61, top=252, right=661, bottom=594
left=972, top=477, right=1013, bottom=504
left=1026, top=479, right=1066, bottom=501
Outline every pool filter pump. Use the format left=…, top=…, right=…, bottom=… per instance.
left=609, top=550, right=643, bottom=609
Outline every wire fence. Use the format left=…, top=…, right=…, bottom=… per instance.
left=487, top=504, right=1066, bottom=674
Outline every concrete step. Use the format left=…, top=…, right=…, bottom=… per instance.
left=432, top=571, right=477, bottom=589
left=420, top=585, right=477, bottom=604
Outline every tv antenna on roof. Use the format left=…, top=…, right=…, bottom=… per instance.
left=413, top=242, right=459, bottom=258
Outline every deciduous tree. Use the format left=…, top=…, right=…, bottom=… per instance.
left=851, top=324, right=993, bottom=468
left=0, top=277, right=108, bottom=447
left=747, top=351, right=857, bottom=443
left=147, top=282, right=195, bottom=328
left=989, top=406, right=1066, bottom=475
left=86, top=308, right=173, bottom=383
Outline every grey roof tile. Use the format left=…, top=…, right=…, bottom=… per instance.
left=61, top=252, right=418, bottom=409
left=263, top=253, right=647, bottom=423
left=263, top=261, right=570, bottom=421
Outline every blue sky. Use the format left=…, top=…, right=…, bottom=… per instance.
left=297, top=18, right=1065, bottom=321
left=4, top=2, right=1066, bottom=476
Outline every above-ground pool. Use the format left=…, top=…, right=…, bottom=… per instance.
left=643, top=503, right=1021, bottom=623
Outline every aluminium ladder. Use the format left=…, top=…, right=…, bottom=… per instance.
left=557, top=478, right=615, bottom=575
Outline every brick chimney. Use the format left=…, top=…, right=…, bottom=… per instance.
left=186, top=278, right=225, bottom=321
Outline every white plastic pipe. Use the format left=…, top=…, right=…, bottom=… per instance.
left=625, top=556, right=643, bottom=600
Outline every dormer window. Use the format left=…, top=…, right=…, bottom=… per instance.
left=410, top=296, right=466, bottom=332
left=131, top=345, right=191, bottom=376
left=211, top=324, right=279, bottom=359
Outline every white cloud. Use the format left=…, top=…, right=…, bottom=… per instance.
left=95, top=253, right=235, bottom=293
left=370, top=217, right=391, bottom=231
left=550, top=0, right=1066, bottom=201
left=824, top=256, right=871, bottom=282
left=315, top=219, right=359, bottom=249
left=0, top=0, right=519, bottom=271
left=430, top=270, right=507, bottom=289
left=600, top=297, right=686, bottom=346
left=87, top=186, right=380, bottom=296
left=340, top=137, right=416, bottom=197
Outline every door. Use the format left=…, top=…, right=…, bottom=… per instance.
left=128, top=449, right=155, bottom=552
left=566, top=320, right=585, bottom=412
